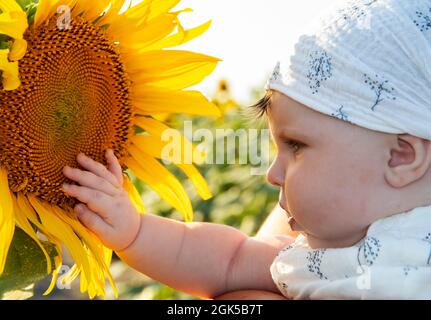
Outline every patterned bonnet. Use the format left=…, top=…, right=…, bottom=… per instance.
left=266, top=0, right=431, bottom=140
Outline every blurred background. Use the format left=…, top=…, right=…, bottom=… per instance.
left=29, top=0, right=338, bottom=300
left=177, top=0, right=339, bottom=104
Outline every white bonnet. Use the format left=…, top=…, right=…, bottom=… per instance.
left=267, top=0, right=431, bottom=140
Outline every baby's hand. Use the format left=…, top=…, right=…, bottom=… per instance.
left=62, top=149, right=141, bottom=252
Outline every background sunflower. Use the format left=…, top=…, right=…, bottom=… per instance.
left=0, top=0, right=220, bottom=299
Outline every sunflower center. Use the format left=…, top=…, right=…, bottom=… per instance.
left=0, top=16, right=134, bottom=209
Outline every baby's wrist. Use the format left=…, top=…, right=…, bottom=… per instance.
left=115, top=214, right=143, bottom=254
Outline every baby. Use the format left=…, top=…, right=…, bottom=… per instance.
left=62, top=0, right=431, bottom=299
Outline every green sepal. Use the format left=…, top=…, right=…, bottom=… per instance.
left=0, top=227, right=57, bottom=299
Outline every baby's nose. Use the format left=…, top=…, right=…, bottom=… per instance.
left=267, top=159, right=285, bottom=187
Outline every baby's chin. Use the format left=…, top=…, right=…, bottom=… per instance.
left=287, top=213, right=368, bottom=249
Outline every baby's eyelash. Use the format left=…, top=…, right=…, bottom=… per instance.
left=284, top=139, right=303, bottom=152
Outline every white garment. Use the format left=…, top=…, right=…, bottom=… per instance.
left=266, top=0, right=431, bottom=140
left=270, top=204, right=431, bottom=299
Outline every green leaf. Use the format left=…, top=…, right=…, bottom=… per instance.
left=0, top=227, right=57, bottom=299
left=15, top=0, right=37, bottom=11
left=15, top=0, right=38, bottom=25
left=0, top=35, right=11, bottom=50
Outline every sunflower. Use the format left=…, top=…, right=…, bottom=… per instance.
left=0, top=0, right=220, bottom=299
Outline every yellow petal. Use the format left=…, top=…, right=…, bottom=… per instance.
left=0, top=10, right=28, bottom=40
left=28, top=195, right=93, bottom=286
left=34, top=0, right=55, bottom=26
left=101, top=246, right=117, bottom=299
left=0, top=49, right=20, bottom=90
left=59, top=263, right=79, bottom=288
left=124, top=50, right=219, bottom=90
left=96, top=0, right=126, bottom=25
left=122, top=174, right=146, bottom=214
left=51, top=206, right=116, bottom=298
left=0, top=5, right=28, bottom=95
left=113, top=13, right=177, bottom=49
left=148, top=62, right=217, bottom=90
left=42, top=243, right=63, bottom=295
left=8, top=38, right=27, bottom=61
left=125, top=50, right=219, bottom=73
left=12, top=195, right=52, bottom=274
left=125, top=150, right=193, bottom=222
left=0, top=168, right=15, bottom=274
left=74, top=0, right=111, bottom=21
left=175, top=163, right=212, bottom=200
left=133, top=116, right=207, bottom=164
left=132, top=86, right=221, bottom=117
left=126, top=0, right=180, bottom=22
left=144, top=20, right=211, bottom=51
left=15, top=193, right=63, bottom=296
left=0, top=0, right=24, bottom=12
left=132, top=135, right=212, bottom=200
left=34, top=0, right=77, bottom=27
left=16, top=193, right=49, bottom=237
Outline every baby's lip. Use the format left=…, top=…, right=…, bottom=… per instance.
left=287, top=216, right=303, bottom=232
left=279, top=202, right=291, bottom=216
left=287, top=216, right=295, bottom=226
left=279, top=204, right=303, bottom=232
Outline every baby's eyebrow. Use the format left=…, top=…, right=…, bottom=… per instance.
left=278, top=127, right=311, bottom=140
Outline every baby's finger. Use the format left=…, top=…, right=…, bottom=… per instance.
left=77, top=153, right=120, bottom=188
left=106, top=149, right=123, bottom=186
left=63, top=166, right=120, bottom=196
left=62, top=184, right=113, bottom=219
left=75, top=204, right=113, bottom=235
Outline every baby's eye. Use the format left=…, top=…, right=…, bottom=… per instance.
left=284, top=139, right=303, bottom=153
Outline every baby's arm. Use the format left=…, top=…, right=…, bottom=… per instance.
left=62, top=150, right=293, bottom=299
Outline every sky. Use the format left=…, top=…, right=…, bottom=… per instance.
left=133, top=0, right=339, bottom=103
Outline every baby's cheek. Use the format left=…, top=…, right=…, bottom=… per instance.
left=285, top=159, right=370, bottom=240
left=284, top=167, right=331, bottom=231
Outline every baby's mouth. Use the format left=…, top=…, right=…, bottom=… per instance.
left=287, top=216, right=303, bottom=232
left=279, top=203, right=303, bottom=232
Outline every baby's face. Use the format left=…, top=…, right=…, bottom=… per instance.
left=267, top=91, right=392, bottom=249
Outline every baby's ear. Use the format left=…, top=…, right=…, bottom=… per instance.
left=384, top=134, right=431, bottom=188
